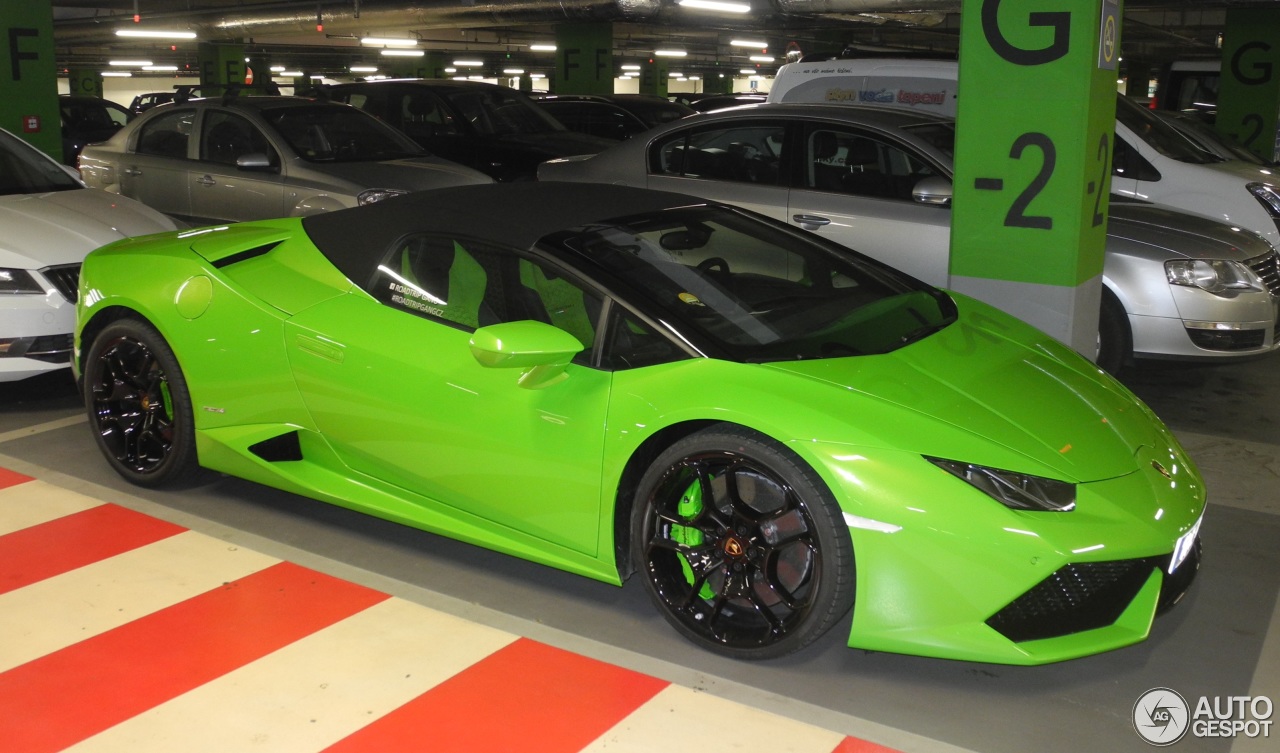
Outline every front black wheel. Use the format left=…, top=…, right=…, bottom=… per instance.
left=83, top=318, right=206, bottom=488
left=631, top=426, right=855, bottom=659
left=1096, top=288, right=1131, bottom=376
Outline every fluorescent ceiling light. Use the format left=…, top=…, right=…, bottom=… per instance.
left=679, top=0, right=750, bottom=13
left=381, top=49, right=425, bottom=57
left=453, top=59, right=484, bottom=67
left=749, top=55, right=774, bottom=63
left=618, top=75, right=632, bottom=80
left=116, top=29, right=196, bottom=39
left=142, top=65, right=178, bottom=71
left=361, top=37, right=417, bottom=47
left=730, top=39, right=767, bottom=48
left=444, top=67, right=457, bottom=73
left=621, top=64, right=641, bottom=71
left=102, top=71, right=132, bottom=77
left=350, top=66, right=378, bottom=73
left=529, top=44, right=556, bottom=52
left=739, top=68, right=756, bottom=74
left=668, top=71, right=684, bottom=77
left=654, top=49, right=687, bottom=57
left=688, top=76, right=701, bottom=80
left=530, top=73, right=546, bottom=79
left=310, top=75, right=324, bottom=80
left=277, top=70, right=304, bottom=77
left=108, top=59, right=151, bottom=66
left=503, top=68, right=524, bottom=74
left=270, top=65, right=286, bottom=72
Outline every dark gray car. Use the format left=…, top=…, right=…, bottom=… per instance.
left=78, top=96, right=491, bottom=226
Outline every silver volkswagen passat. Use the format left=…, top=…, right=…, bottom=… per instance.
left=79, top=95, right=491, bottom=226
left=541, top=103, right=1280, bottom=373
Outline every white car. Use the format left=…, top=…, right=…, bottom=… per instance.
left=0, top=128, right=178, bottom=382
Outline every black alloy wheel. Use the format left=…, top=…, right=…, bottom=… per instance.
left=632, top=426, right=855, bottom=659
left=84, top=318, right=205, bottom=488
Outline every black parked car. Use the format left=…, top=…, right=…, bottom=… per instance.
left=59, top=95, right=131, bottom=166
left=321, top=80, right=613, bottom=181
left=533, top=95, right=651, bottom=140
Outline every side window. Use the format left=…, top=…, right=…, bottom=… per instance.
left=649, top=123, right=784, bottom=184
left=200, top=111, right=278, bottom=167
left=1112, top=134, right=1162, bottom=181
left=135, top=109, right=195, bottom=158
left=600, top=307, right=684, bottom=370
left=371, top=234, right=604, bottom=364
left=804, top=127, right=937, bottom=201
left=398, top=92, right=457, bottom=140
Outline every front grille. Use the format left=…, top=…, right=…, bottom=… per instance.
left=1246, top=250, right=1280, bottom=296
left=0, top=334, right=73, bottom=364
left=40, top=263, right=81, bottom=304
left=986, top=558, right=1160, bottom=643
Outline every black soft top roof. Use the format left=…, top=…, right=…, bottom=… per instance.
left=301, top=182, right=710, bottom=286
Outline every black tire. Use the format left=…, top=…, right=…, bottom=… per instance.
left=83, top=318, right=208, bottom=488
left=1096, top=288, right=1131, bottom=376
left=631, top=425, right=856, bottom=659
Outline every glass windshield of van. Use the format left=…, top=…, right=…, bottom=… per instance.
left=1115, top=95, right=1215, bottom=164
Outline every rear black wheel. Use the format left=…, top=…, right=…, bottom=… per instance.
left=1096, top=287, right=1131, bottom=376
left=83, top=318, right=207, bottom=488
left=631, top=425, right=855, bottom=659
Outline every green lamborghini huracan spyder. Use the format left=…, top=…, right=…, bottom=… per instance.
left=74, top=182, right=1203, bottom=664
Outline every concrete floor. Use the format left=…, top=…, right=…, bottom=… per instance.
left=1, top=354, right=1277, bottom=753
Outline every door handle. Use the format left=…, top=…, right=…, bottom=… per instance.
left=792, top=214, right=831, bottom=227
left=196, top=175, right=216, bottom=186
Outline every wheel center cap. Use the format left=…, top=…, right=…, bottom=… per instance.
left=723, top=536, right=745, bottom=557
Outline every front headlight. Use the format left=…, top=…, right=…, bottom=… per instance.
left=0, top=269, right=44, bottom=295
left=926, top=457, right=1076, bottom=512
left=1165, top=258, right=1265, bottom=295
left=1247, top=182, right=1280, bottom=217
left=357, top=188, right=409, bottom=205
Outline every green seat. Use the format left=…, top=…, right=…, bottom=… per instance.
left=519, top=260, right=595, bottom=347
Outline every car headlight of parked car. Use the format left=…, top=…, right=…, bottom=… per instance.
left=0, top=269, right=45, bottom=295
left=357, top=188, right=409, bottom=205
left=1247, top=181, right=1280, bottom=217
left=926, top=457, right=1077, bottom=512
left=1164, top=258, right=1265, bottom=295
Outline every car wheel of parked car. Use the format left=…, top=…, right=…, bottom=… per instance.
left=631, top=425, right=856, bottom=659
left=84, top=318, right=208, bottom=488
left=1096, top=287, right=1131, bottom=375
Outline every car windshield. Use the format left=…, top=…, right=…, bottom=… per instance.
left=439, top=87, right=564, bottom=136
left=0, top=130, right=81, bottom=196
left=261, top=104, right=423, bottom=162
left=547, top=206, right=957, bottom=362
left=1115, top=94, right=1216, bottom=164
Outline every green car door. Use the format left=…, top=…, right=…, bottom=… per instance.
left=283, top=234, right=612, bottom=556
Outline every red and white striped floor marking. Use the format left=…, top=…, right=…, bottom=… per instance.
left=0, top=467, right=904, bottom=753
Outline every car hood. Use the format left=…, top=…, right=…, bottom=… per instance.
left=763, top=298, right=1169, bottom=483
left=1108, top=201, right=1275, bottom=261
left=0, top=188, right=175, bottom=268
left=312, top=157, right=492, bottom=191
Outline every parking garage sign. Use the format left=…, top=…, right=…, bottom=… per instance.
left=1099, top=0, right=1119, bottom=70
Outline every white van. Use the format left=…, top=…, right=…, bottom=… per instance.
left=767, top=58, right=1280, bottom=248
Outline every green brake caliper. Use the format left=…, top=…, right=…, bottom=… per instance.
left=671, top=477, right=715, bottom=600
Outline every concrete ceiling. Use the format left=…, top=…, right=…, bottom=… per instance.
left=48, top=1, right=1275, bottom=80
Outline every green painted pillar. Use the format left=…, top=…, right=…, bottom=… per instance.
left=554, top=22, right=612, bottom=95
left=704, top=72, right=734, bottom=95
left=67, top=67, right=104, bottom=99
left=638, top=58, right=669, bottom=98
left=1217, top=8, right=1280, bottom=162
left=0, top=0, right=60, bottom=159
left=951, top=0, right=1120, bottom=358
left=198, top=43, right=246, bottom=96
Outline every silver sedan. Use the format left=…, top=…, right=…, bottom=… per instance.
left=79, top=95, right=491, bottom=226
left=541, top=103, right=1280, bottom=372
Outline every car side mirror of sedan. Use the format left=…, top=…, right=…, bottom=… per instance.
left=912, top=176, right=953, bottom=207
left=236, top=152, right=276, bottom=172
left=469, top=320, right=584, bottom=390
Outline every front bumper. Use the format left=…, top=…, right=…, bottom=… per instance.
left=1, top=279, right=77, bottom=382
left=1130, top=287, right=1279, bottom=361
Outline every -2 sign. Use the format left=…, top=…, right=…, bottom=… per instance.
left=973, top=0, right=1107, bottom=231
